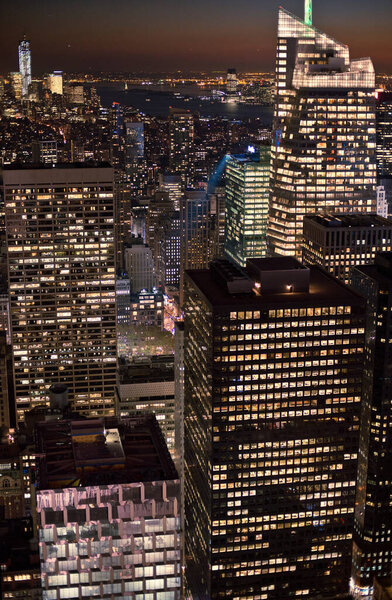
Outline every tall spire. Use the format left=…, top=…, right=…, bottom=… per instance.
left=305, top=0, right=312, bottom=25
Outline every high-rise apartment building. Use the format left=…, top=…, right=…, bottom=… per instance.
left=350, top=253, right=392, bottom=596
left=169, top=108, right=194, bottom=187
left=302, top=214, right=392, bottom=284
left=3, top=164, right=117, bottom=420
left=376, top=91, right=392, bottom=178
left=225, top=146, right=270, bottom=267
left=35, top=415, right=181, bottom=600
left=184, top=258, right=366, bottom=599
left=269, top=4, right=377, bottom=258
left=18, top=39, right=31, bottom=97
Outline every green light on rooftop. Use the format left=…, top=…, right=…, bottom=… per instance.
left=305, top=0, right=312, bottom=25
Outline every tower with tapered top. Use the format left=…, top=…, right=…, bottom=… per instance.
left=268, top=2, right=376, bottom=258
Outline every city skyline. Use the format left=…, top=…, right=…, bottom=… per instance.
left=1, top=0, right=392, bottom=74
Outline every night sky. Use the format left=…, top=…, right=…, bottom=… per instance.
left=1, top=0, right=391, bottom=74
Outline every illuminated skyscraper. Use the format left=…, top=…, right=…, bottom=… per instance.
left=3, top=164, right=117, bottom=421
left=169, top=108, right=194, bottom=188
left=35, top=415, right=181, bottom=600
left=18, top=39, right=31, bottom=97
left=184, top=258, right=366, bottom=599
left=125, top=121, right=147, bottom=195
left=226, top=68, right=238, bottom=101
left=9, top=72, right=22, bottom=101
left=350, top=253, right=392, bottom=596
left=225, top=146, right=270, bottom=267
left=376, top=91, right=392, bottom=178
left=46, top=71, right=63, bottom=95
left=158, top=174, right=182, bottom=211
left=269, top=3, right=377, bottom=258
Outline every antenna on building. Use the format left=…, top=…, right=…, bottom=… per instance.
left=305, top=0, right=312, bottom=25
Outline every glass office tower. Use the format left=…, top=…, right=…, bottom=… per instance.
left=225, top=147, right=270, bottom=267
left=18, top=39, right=32, bottom=97
left=269, top=7, right=377, bottom=258
left=350, top=254, right=392, bottom=597
left=3, top=164, right=117, bottom=420
left=184, top=258, right=366, bottom=600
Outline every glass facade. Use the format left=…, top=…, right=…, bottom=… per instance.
left=37, top=482, right=180, bottom=600
left=3, top=166, right=117, bottom=420
left=225, top=148, right=270, bottom=267
left=269, top=8, right=377, bottom=258
left=35, top=417, right=181, bottom=600
left=350, top=256, right=392, bottom=597
left=184, top=259, right=366, bottom=599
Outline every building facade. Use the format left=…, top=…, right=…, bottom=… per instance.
left=376, top=91, right=392, bottom=178
left=350, top=254, right=392, bottom=596
left=3, top=164, right=117, bottom=420
left=184, top=258, right=366, bottom=599
left=116, top=355, right=175, bottom=453
left=302, top=214, right=392, bottom=284
left=269, top=6, right=377, bottom=258
left=169, top=108, right=194, bottom=188
left=18, top=39, right=32, bottom=97
left=35, top=416, right=181, bottom=600
left=225, top=147, right=269, bottom=267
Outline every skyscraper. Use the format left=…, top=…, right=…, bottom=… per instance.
left=226, top=68, right=238, bottom=102
left=225, top=146, right=270, bottom=267
left=158, top=174, right=182, bottom=211
left=269, top=2, right=377, bottom=258
left=169, top=108, right=194, bottom=188
left=9, top=72, right=23, bottom=101
left=376, top=91, right=392, bottom=178
left=46, top=71, right=63, bottom=95
left=125, top=121, right=147, bottom=195
left=184, top=258, right=366, bottom=599
left=350, top=253, right=392, bottom=596
left=3, top=164, right=117, bottom=421
left=35, top=415, right=181, bottom=600
left=302, top=214, right=392, bottom=284
left=18, top=39, right=31, bottom=97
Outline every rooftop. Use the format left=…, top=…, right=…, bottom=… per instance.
left=304, top=213, right=392, bottom=228
left=35, top=414, right=177, bottom=491
left=185, top=259, right=365, bottom=310
left=2, top=161, right=112, bottom=171
left=118, top=355, right=174, bottom=385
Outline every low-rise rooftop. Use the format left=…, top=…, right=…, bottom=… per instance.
left=35, top=414, right=177, bottom=491
left=304, top=213, right=391, bottom=228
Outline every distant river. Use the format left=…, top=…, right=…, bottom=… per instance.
left=96, top=84, right=273, bottom=123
